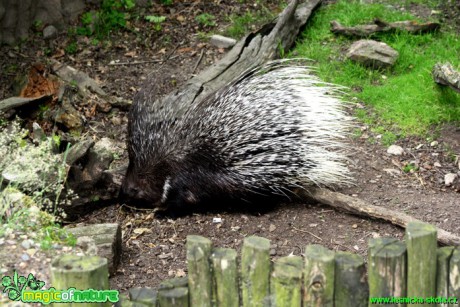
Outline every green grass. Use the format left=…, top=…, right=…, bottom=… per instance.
left=225, top=3, right=281, bottom=39
left=293, top=0, right=460, bottom=137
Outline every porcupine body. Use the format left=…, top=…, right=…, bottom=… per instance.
left=121, top=61, right=353, bottom=215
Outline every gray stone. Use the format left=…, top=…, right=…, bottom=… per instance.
left=347, top=39, right=399, bottom=69
left=67, top=223, right=122, bottom=275
left=62, top=0, right=86, bottom=21
left=21, top=239, right=32, bottom=249
left=444, top=173, right=457, bottom=186
left=210, top=35, right=237, bottom=49
left=387, top=145, right=404, bottom=156
left=43, top=25, right=58, bottom=39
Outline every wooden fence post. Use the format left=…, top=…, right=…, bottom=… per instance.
left=405, top=221, right=437, bottom=305
left=303, top=244, right=335, bottom=307
left=271, top=256, right=303, bottom=307
left=241, top=236, right=271, bottom=307
left=50, top=255, right=111, bottom=307
left=186, top=235, right=212, bottom=307
left=211, top=247, right=239, bottom=307
left=368, top=237, right=406, bottom=306
left=334, top=251, right=368, bottom=307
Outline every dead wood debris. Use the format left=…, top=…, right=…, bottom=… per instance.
left=331, top=19, right=440, bottom=37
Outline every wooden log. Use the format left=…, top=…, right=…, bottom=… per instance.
left=306, top=188, right=460, bottom=246
left=271, top=256, right=303, bottom=307
left=303, top=244, right=335, bottom=307
left=405, top=221, right=437, bottom=304
left=450, top=248, right=460, bottom=305
left=50, top=255, right=114, bottom=306
left=436, top=247, right=455, bottom=307
left=368, top=238, right=407, bottom=306
left=186, top=235, right=213, bottom=307
left=211, top=247, right=239, bottom=307
left=331, top=19, right=440, bottom=37
left=334, top=252, right=368, bottom=307
left=432, top=62, right=460, bottom=94
left=157, top=287, right=189, bottom=307
left=241, top=236, right=271, bottom=307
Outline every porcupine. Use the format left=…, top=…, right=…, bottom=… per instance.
left=121, top=60, right=353, bottom=215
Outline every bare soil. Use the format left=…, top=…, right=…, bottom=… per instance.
left=0, top=0, right=459, bottom=295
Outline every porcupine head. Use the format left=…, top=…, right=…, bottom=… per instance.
left=121, top=61, right=353, bottom=215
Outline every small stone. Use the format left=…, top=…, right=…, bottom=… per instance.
left=158, top=253, right=172, bottom=259
left=269, top=224, right=276, bottom=232
left=21, top=254, right=30, bottom=261
left=444, top=173, right=458, bottom=186
left=21, top=239, right=32, bottom=249
left=110, top=116, right=122, bottom=126
left=210, top=35, right=237, bottom=49
left=43, top=25, right=58, bottom=39
left=346, top=39, right=399, bottom=69
left=387, top=145, right=404, bottom=155
left=430, top=141, right=438, bottom=147
left=434, top=162, right=442, bottom=168
left=269, top=249, right=277, bottom=256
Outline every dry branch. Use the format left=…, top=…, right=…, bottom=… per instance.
left=306, top=188, right=460, bottom=246
left=432, top=62, right=460, bottom=94
left=331, top=19, right=440, bottom=37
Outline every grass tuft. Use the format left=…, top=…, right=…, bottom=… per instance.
left=293, top=0, right=460, bottom=137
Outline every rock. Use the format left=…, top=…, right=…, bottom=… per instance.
left=430, top=141, right=438, bottom=147
left=64, top=138, right=95, bottom=165
left=61, top=0, right=86, bottom=22
left=387, top=145, right=404, bottom=155
left=67, top=223, right=121, bottom=275
left=444, top=173, right=458, bottom=186
left=347, top=39, right=399, bottom=69
left=76, top=236, right=98, bottom=255
left=21, top=239, right=33, bottom=249
left=210, top=35, right=237, bottom=49
left=43, top=25, right=58, bottom=39
left=69, top=138, right=115, bottom=188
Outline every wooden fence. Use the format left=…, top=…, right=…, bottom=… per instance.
left=49, top=221, right=459, bottom=307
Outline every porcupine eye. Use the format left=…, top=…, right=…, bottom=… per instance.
left=121, top=163, right=165, bottom=206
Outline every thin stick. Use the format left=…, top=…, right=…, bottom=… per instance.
left=192, top=48, right=205, bottom=75
left=292, top=226, right=323, bottom=241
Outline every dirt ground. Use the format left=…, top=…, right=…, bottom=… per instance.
left=0, top=0, right=459, bottom=294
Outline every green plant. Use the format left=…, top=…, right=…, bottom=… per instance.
left=403, top=163, right=418, bottom=173
left=196, top=13, right=216, bottom=27
left=161, top=0, right=173, bottom=5
left=0, top=197, right=76, bottom=249
left=145, top=15, right=166, bottom=31
left=65, top=42, right=78, bottom=54
left=76, top=0, right=135, bottom=39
